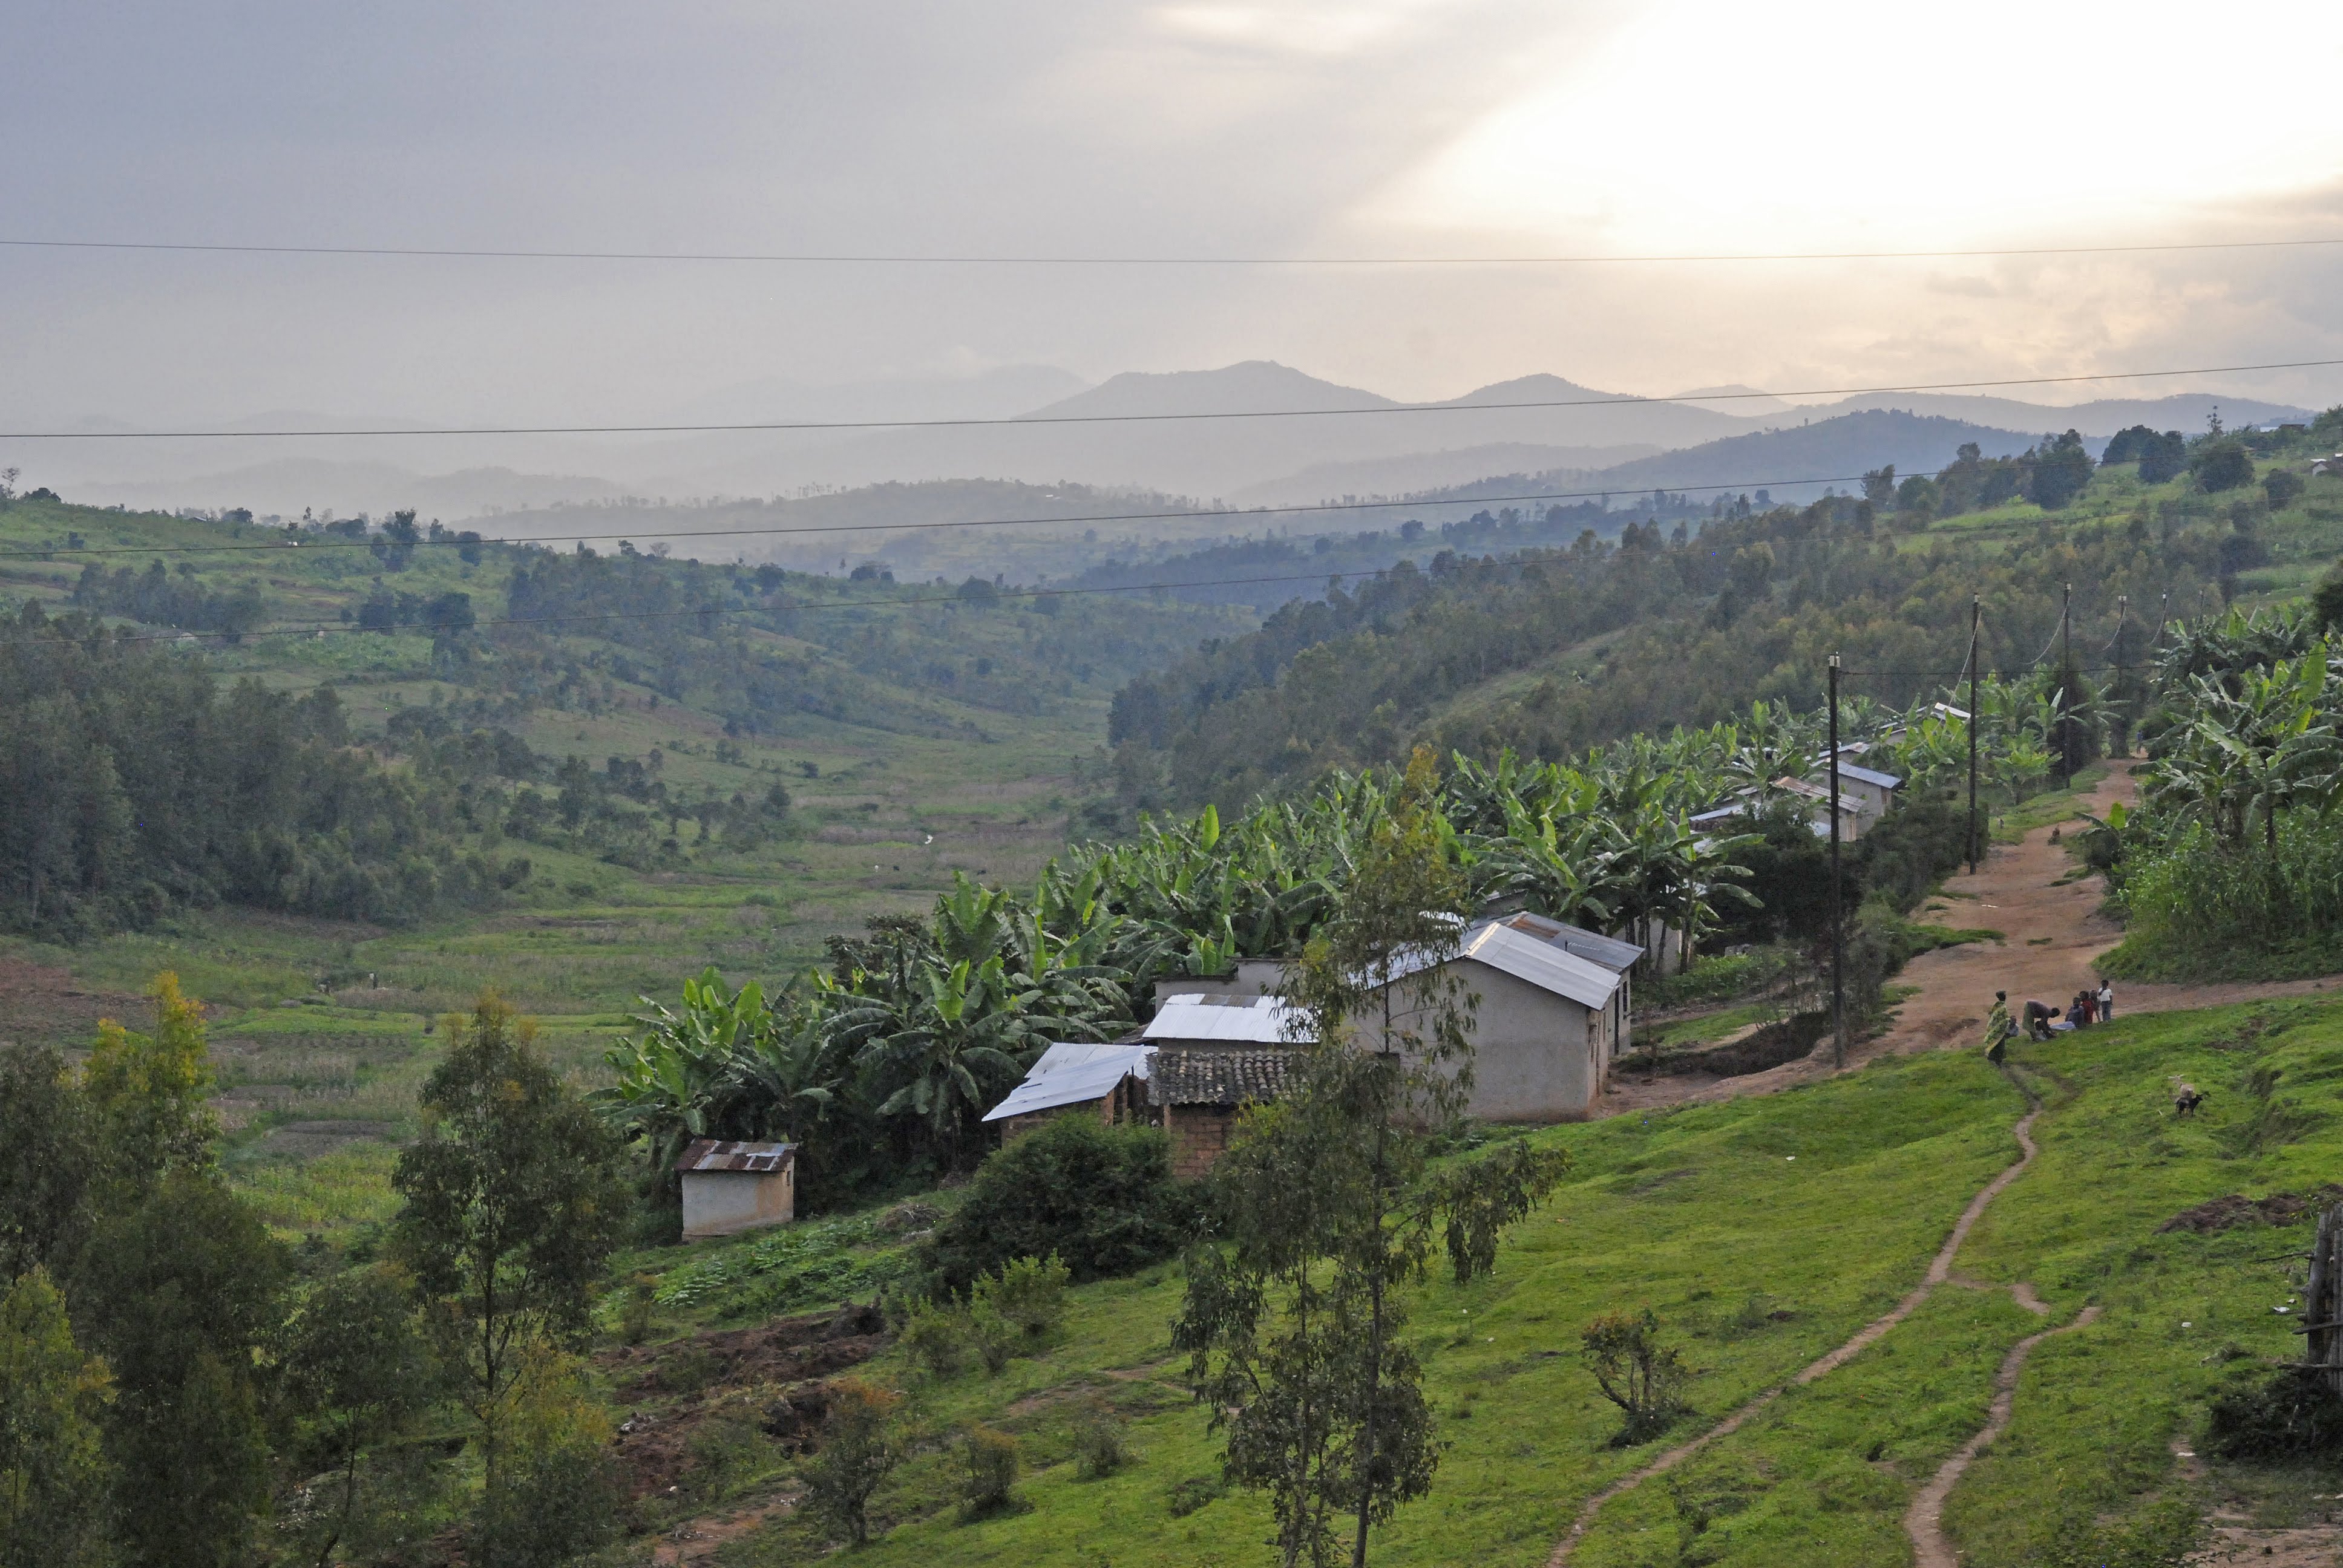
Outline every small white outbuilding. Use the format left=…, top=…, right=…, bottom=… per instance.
left=676, top=1138, right=796, bottom=1240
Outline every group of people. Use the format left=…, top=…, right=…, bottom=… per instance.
left=1984, top=980, right=2115, bottom=1061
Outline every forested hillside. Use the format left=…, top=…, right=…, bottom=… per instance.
left=1109, top=411, right=2343, bottom=810
left=0, top=491, right=1242, bottom=942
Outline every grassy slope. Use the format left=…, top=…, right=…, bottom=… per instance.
left=690, top=995, right=2343, bottom=1567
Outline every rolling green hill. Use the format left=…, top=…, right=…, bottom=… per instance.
left=1107, top=413, right=2343, bottom=812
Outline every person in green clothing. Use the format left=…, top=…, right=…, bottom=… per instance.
left=1984, top=990, right=2014, bottom=1065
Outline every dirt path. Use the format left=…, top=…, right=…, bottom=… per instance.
left=650, top=1494, right=797, bottom=1566
left=1546, top=1086, right=2049, bottom=1565
left=1904, top=1300, right=2103, bottom=1568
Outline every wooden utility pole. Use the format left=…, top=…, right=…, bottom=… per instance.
left=1967, top=595, right=1981, bottom=874
left=1829, top=653, right=1844, bottom=1069
left=2058, top=582, right=2074, bottom=789
left=2114, top=594, right=2129, bottom=757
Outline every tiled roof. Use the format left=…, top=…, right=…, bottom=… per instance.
left=1150, top=1047, right=1298, bottom=1105
left=675, top=1138, right=794, bottom=1174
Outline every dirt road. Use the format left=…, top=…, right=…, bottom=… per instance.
left=1596, top=765, right=2335, bottom=1117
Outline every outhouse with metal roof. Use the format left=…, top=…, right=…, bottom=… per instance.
left=675, top=1138, right=796, bottom=1240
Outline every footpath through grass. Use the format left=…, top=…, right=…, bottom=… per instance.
left=697, top=995, right=2343, bottom=1567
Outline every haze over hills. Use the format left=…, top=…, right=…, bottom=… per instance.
left=34, top=361, right=2312, bottom=525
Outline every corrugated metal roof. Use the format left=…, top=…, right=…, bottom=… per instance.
left=980, top=1042, right=1153, bottom=1122
left=1457, top=922, right=1623, bottom=1010
left=1144, top=993, right=1312, bottom=1045
left=1499, top=912, right=1643, bottom=972
left=675, top=1138, right=795, bottom=1174
left=1152, top=1047, right=1297, bottom=1105
left=1835, top=762, right=1903, bottom=791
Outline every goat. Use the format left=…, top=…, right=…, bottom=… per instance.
left=2173, top=1083, right=2207, bottom=1118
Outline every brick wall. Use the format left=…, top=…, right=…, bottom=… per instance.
left=1167, top=1103, right=1238, bottom=1180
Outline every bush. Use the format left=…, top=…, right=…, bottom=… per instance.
left=958, top=1426, right=1020, bottom=1518
left=476, top=1347, right=620, bottom=1568
left=898, top=1298, right=969, bottom=1378
left=2110, top=814, right=2343, bottom=978
left=1071, top=1398, right=1130, bottom=1479
left=2206, top=1367, right=2343, bottom=1462
left=1165, top=1474, right=1225, bottom=1517
left=2267, top=467, right=2307, bottom=508
left=967, top=1301, right=1018, bottom=1375
left=1582, top=1307, right=1689, bottom=1446
left=919, top=1117, right=1193, bottom=1294
left=802, top=1378, right=902, bottom=1546
left=972, top=1254, right=1070, bottom=1339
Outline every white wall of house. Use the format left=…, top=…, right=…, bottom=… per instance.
left=1376, top=964, right=1601, bottom=1121
left=681, top=1166, right=795, bottom=1239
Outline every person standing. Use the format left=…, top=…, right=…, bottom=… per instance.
left=1985, top=991, right=2014, bottom=1065
left=2097, top=979, right=2114, bottom=1021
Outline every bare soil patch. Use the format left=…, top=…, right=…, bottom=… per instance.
left=0, top=956, right=143, bottom=1050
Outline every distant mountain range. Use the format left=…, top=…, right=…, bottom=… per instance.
left=39, top=360, right=2313, bottom=523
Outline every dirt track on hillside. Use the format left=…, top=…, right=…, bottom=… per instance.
left=1597, top=765, right=2338, bottom=1118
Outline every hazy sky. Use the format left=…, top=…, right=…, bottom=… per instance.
left=7, top=0, right=2343, bottom=434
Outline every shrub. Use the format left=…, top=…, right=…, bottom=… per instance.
left=1582, top=1307, right=1689, bottom=1446
left=898, top=1298, right=969, bottom=1378
left=802, top=1378, right=902, bottom=1546
left=973, top=1254, right=1070, bottom=1339
left=1165, top=1474, right=1225, bottom=1517
left=2206, top=1367, right=2343, bottom=1462
left=967, top=1301, right=1018, bottom=1375
left=620, top=1275, right=657, bottom=1345
left=919, top=1116, right=1193, bottom=1293
left=1071, top=1398, right=1129, bottom=1479
left=2266, top=467, right=2307, bottom=508
left=477, top=1345, right=620, bottom=1568
left=958, top=1426, right=1020, bottom=1518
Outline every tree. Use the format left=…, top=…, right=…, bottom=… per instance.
left=1860, top=465, right=1896, bottom=507
left=0, top=1045, right=94, bottom=1279
left=276, top=1266, right=436, bottom=1568
left=2025, top=431, right=2094, bottom=510
left=1175, top=750, right=1570, bottom=1568
left=81, top=971, right=217, bottom=1200
left=0, top=1269, right=113, bottom=1568
left=392, top=993, right=626, bottom=1554
left=2194, top=438, right=2255, bottom=494
left=73, top=1171, right=287, bottom=1568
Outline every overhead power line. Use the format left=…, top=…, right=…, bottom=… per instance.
left=7, top=235, right=2343, bottom=266
left=1, top=469, right=1933, bottom=560
left=6, top=358, right=2339, bottom=442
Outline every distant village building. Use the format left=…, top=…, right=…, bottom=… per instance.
left=1142, top=993, right=1309, bottom=1178
left=978, top=1040, right=1153, bottom=1143
left=676, top=1139, right=796, bottom=1240
left=1039, top=916, right=1633, bottom=1175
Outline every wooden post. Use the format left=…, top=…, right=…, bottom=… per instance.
left=1967, top=595, right=1981, bottom=874
left=1829, top=654, right=1844, bottom=1070
left=2307, top=1204, right=2343, bottom=1395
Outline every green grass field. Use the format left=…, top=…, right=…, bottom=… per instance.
left=655, top=997, right=2343, bottom=1567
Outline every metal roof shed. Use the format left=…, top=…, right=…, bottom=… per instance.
left=675, top=1138, right=796, bottom=1240
left=981, top=1041, right=1154, bottom=1125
